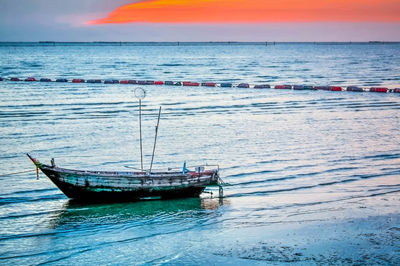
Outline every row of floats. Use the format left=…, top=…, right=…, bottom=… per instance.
left=1, top=76, right=399, bottom=93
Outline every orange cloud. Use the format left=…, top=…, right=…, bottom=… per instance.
left=88, top=0, right=400, bottom=24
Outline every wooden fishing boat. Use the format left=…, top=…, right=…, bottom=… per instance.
left=27, top=88, right=222, bottom=201
left=27, top=154, right=220, bottom=201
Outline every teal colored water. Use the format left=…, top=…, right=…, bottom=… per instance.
left=0, top=43, right=400, bottom=264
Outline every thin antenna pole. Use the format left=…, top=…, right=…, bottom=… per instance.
left=149, top=106, right=161, bottom=172
left=139, top=99, right=143, bottom=172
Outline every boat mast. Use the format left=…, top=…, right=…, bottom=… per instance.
left=139, top=99, right=143, bottom=171
left=149, top=106, right=162, bottom=172
left=135, top=88, right=146, bottom=172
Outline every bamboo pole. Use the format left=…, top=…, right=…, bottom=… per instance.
left=149, top=106, right=162, bottom=172
left=139, top=99, right=143, bottom=172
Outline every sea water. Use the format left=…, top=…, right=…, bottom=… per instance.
left=0, top=43, right=400, bottom=264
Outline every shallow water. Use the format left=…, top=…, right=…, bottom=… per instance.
left=1, top=43, right=400, bottom=264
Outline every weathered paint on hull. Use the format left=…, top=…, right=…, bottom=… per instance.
left=40, top=167, right=214, bottom=201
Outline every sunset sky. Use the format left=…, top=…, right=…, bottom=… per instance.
left=0, top=0, right=399, bottom=41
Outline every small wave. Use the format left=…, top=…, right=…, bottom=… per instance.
left=363, top=153, right=400, bottom=161
left=21, top=61, right=43, bottom=68
left=159, top=63, right=184, bottom=67
left=0, top=210, right=58, bottom=221
left=0, top=188, right=57, bottom=197
left=0, top=111, right=50, bottom=118
left=227, top=169, right=400, bottom=198
left=0, top=194, right=65, bottom=206
left=227, top=165, right=358, bottom=185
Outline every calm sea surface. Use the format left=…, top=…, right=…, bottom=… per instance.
left=1, top=43, right=400, bottom=264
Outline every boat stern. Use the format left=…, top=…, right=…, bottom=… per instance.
left=211, top=169, right=220, bottom=184
left=196, top=167, right=220, bottom=185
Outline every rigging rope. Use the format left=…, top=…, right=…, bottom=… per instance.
left=0, top=169, right=35, bottom=177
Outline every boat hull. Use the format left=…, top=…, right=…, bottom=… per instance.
left=37, top=162, right=218, bottom=202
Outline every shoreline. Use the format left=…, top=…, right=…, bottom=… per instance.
left=211, top=211, right=400, bottom=264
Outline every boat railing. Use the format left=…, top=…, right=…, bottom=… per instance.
left=166, top=164, right=219, bottom=172
left=123, top=164, right=219, bottom=175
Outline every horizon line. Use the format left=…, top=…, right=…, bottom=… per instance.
left=1, top=41, right=399, bottom=45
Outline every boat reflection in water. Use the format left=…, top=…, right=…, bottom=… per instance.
left=48, top=197, right=229, bottom=229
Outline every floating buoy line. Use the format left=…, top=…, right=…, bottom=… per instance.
left=1, top=76, right=399, bottom=93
